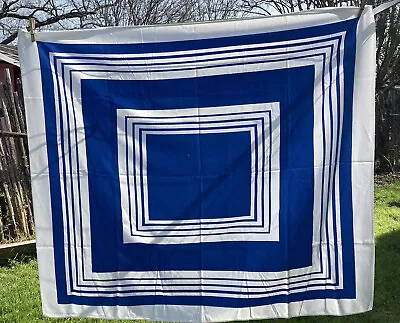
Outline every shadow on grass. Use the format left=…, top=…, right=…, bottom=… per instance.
left=0, top=250, right=37, bottom=268
left=388, top=200, right=400, bottom=208
left=370, top=228, right=400, bottom=321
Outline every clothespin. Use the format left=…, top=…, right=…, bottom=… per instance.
left=29, top=18, right=36, bottom=42
left=358, top=0, right=367, bottom=17
left=358, top=0, right=374, bottom=17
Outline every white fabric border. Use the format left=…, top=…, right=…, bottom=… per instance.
left=17, top=6, right=374, bottom=321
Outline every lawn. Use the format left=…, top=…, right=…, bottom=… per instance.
left=0, top=179, right=399, bottom=323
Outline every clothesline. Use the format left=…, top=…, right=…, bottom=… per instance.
left=373, top=0, right=400, bottom=15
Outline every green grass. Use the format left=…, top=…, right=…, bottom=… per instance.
left=0, top=180, right=399, bottom=323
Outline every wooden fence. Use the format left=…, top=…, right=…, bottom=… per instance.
left=0, top=68, right=33, bottom=242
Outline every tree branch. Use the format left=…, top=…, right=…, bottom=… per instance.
left=1, top=30, right=17, bottom=44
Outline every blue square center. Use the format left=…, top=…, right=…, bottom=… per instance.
left=145, top=130, right=252, bottom=221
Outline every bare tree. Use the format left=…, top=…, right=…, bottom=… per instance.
left=0, top=0, right=112, bottom=44
left=241, top=0, right=366, bottom=15
left=77, top=0, right=195, bottom=27
left=78, top=0, right=243, bottom=28
left=0, top=1, right=244, bottom=42
left=376, top=3, right=400, bottom=98
left=192, top=0, right=242, bottom=21
left=375, top=2, right=400, bottom=171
